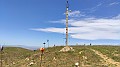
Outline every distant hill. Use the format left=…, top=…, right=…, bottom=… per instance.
left=3, top=45, right=40, bottom=50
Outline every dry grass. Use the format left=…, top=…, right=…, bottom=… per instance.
left=0, top=45, right=120, bottom=67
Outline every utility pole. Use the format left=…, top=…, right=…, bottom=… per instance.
left=66, top=0, right=69, bottom=47
left=47, top=40, right=49, bottom=48
left=43, top=42, right=46, bottom=48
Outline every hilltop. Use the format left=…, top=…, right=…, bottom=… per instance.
left=0, top=45, right=120, bottom=67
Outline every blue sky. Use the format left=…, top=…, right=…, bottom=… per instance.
left=0, top=0, right=120, bottom=47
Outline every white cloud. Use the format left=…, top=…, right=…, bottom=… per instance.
left=83, top=2, right=103, bottom=13
left=49, top=19, right=78, bottom=24
left=109, top=2, right=120, bottom=6
left=64, top=10, right=85, bottom=17
left=30, top=27, right=65, bottom=33
left=68, top=10, right=85, bottom=17
left=31, top=15, right=120, bottom=40
left=113, top=14, right=120, bottom=19
left=49, top=19, right=65, bottom=23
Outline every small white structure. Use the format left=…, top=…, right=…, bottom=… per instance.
left=75, top=62, right=79, bottom=67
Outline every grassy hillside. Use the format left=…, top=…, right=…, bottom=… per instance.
left=90, top=46, right=120, bottom=62
left=0, top=47, right=34, bottom=67
left=0, top=46, right=120, bottom=67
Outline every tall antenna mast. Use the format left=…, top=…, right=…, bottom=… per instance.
left=60, top=0, right=74, bottom=52
left=66, top=0, right=69, bottom=47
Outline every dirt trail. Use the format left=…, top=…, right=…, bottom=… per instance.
left=90, top=49, right=120, bottom=67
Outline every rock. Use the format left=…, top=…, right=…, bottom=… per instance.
left=29, top=62, right=34, bottom=66
left=75, top=62, right=79, bottom=67
left=82, top=56, right=87, bottom=60
left=59, top=46, right=74, bottom=52
left=79, top=51, right=83, bottom=54
left=25, top=57, right=29, bottom=61
left=12, top=62, right=15, bottom=65
left=53, top=57, right=56, bottom=60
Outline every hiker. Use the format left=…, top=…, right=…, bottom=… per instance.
left=0, top=45, right=3, bottom=51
